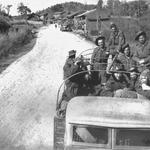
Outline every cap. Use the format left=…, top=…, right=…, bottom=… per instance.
left=122, top=43, right=130, bottom=51
left=135, top=31, right=146, bottom=41
left=69, top=50, right=76, bottom=57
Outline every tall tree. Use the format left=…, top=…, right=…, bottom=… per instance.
left=113, top=0, right=121, bottom=15
left=17, top=3, right=31, bottom=16
left=5, top=5, right=12, bottom=15
left=106, top=0, right=114, bottom=14
left=17, top=3, right=31, bottom=23
left=128, top=1, right=148, bottom=17
left=97, top=0, right=103, bottom=9
left=120, top=1, right=130, bottom=16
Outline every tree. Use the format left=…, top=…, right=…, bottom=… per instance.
left=128, top=1, right=148, bottom=17
left=5, top=5, right=12, bottom=15
left=106, top=0, right=114, bottom=15
left=51, top=4, right=64, bottom=12
left=120, top=1, right=130, bottom=16
left=17, top=3, right=31, bottom=16
left=113, top=0, right=121, bottom=16
left=97, top=0, right=103, bottom=10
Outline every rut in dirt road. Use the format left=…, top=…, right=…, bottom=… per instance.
left=0, top=25, right=95, bottom=150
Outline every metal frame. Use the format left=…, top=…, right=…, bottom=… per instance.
left=113, top=128, right=150, bottom=150
left=70, top=123, right=112, bottom=149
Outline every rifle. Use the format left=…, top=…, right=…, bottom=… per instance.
left=107, top=53, right=119, bottom=73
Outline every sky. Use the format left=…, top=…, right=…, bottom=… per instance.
left=0, top=0, right=136, bottom=16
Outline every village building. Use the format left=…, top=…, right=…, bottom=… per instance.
left=74, top=8, right=110, bottom=40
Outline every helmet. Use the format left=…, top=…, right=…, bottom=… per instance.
left=135, top=31, right=146, bottom=41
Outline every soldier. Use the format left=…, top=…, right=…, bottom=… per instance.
left=127, top=67, right=139, bottom=91
left=91, top=36, right=109, bottom=85
left=100, top=64, right=129, bottom=97
left=58, top=50, right=85, bottom=117
left=107, top=23, right=126, bottom=72
left=132, top=31, right=150, bottom=73
left=117, top=43, right=136, bottom=77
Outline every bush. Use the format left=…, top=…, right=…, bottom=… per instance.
left=0, top=24, right=34, bottom=58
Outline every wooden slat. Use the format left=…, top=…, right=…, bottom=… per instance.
left=54, top=116, right=65, bottom=150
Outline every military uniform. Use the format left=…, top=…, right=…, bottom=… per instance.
left=63, top=57, right=83, bottom=99
left=58, top=50, right=85, bottom=117
left=91, top=46, right=109, bottom=84
left=107, top=30, right=126, bottom=73
left=117, top=53, right=136, bottom=71
left=107, top=30, right=126, bottom=55
left=132, top=41, right=150, bottom=72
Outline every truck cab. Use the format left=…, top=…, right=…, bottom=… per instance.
left=54, top=96, right=150, bottom=150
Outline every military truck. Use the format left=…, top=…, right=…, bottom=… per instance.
left=60, top=22, right=72, bottom=32
left=53, top=49, right=150, bottom=150
left=54, top=96, right=150, bottom=150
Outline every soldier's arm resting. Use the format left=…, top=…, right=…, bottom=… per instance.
left=91, top=48, right=97, bottom=65
left=143, top=55, right=150, bottom=64
left=132, top=50, right=140, bottom=63
left=116, top=32, right=126, bottom=52
left=63, top=62, right=79, bottom=78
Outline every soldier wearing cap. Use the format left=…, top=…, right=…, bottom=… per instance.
left=132, top=31, right=150, bottom=72
left=59, top=50, right=86, bottom=117
left=100, top=63, right=129, bottom=97
left=91, top=35, right=109, bottom=84
left=113, top=67, right=140, bottom=98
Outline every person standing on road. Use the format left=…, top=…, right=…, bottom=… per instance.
left=91, top=36, right=109, bottom=85
left=107, top=23, right=126, bottom=72
left=132, top=31, right=150, bottom=73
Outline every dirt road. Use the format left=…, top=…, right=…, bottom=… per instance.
left=0, top=25, right=95, bottom=150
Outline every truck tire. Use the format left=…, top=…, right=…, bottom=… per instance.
left=53, top=116, right=65, bottom=150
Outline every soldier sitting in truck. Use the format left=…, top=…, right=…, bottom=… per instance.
left=117, top=43, right=136, bottom=72
left=132, top=31, right=150, bottom=73
left=100, top=63, right=129, bottom=97
left=58, top=50, right=91, bottom=117
left=91, top=35, right=109, bottom=85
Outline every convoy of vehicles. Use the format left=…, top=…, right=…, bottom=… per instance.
left=60, top=22, right=73, bottom=32
left=53, top=49, right=150, bottom=150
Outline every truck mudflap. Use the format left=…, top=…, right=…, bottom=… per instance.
left=53, top=116, right=65, bottom=150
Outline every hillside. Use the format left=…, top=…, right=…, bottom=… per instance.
left=36, top=1, right=96, bottom=16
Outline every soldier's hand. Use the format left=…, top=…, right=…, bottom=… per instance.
left=74, top=57, right=81, bottom=65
